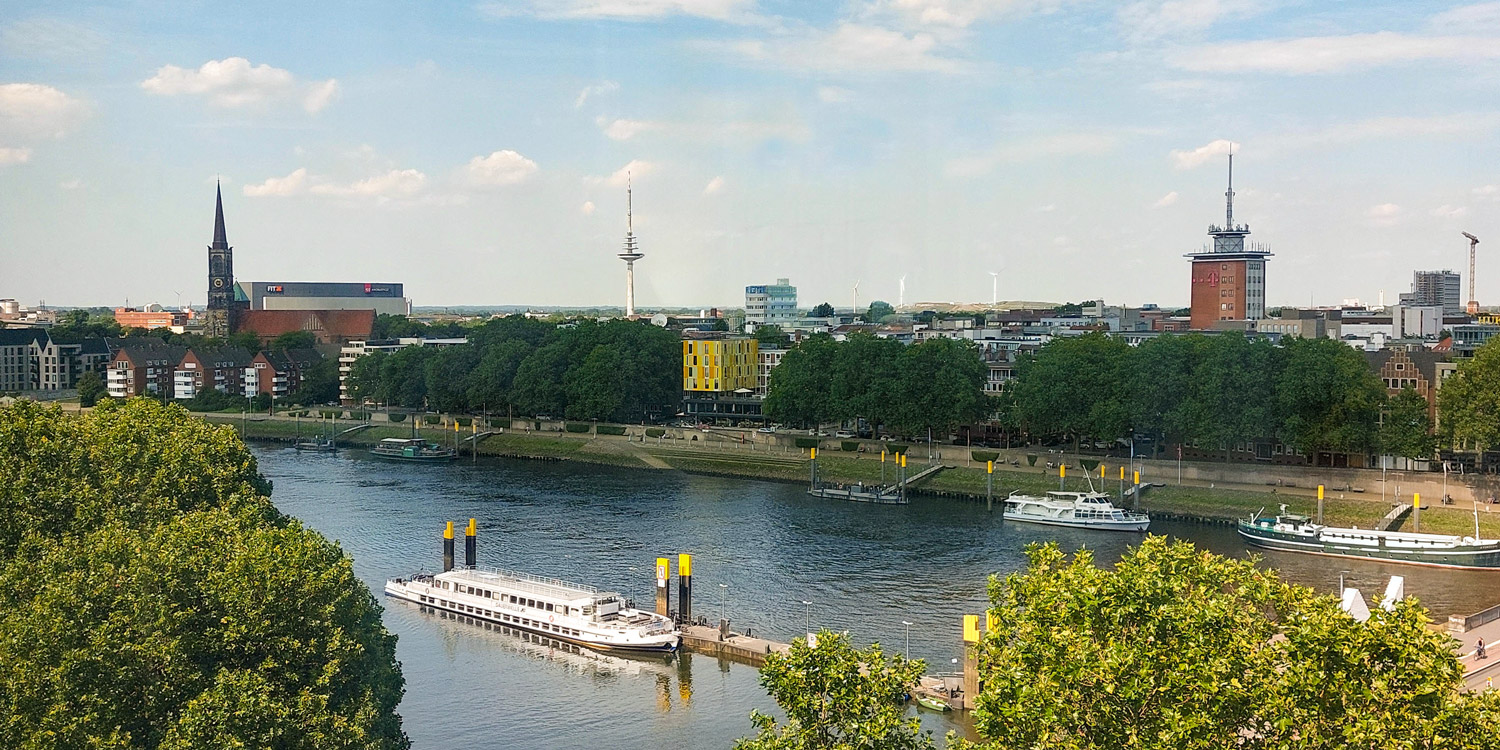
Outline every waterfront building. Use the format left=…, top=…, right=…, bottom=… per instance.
left=248, top=348, right=324, bottom=399
left=1401, top=270, right=1463, bottom=316
left=755, top=347, right=784, bottom=397
left=107, top=341, right=186, bottom=398
left=173, top=346, right=254, bottom=400
left=1186, top=155, right=1272, bottom=329
left=745, top=278, right=798, bottom=330
left=1365, top=349, right=1453, bottom=426
left=0, top=329, right=44, bottom=392
left=682, top=338, right=758, bottom=393
left=239, top=281, right=409, bottom=316
left=1451, top=324, right=1500, bottom=358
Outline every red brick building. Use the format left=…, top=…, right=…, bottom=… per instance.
left=173, top=346, right=254, bottom=400
left=1185, top=156, right=1271, bottom=330
left=249, top=348, right=324, bottom=398
left=106, top=341, right=186, bottom=398
left=237, top=309, right=375, bottom=345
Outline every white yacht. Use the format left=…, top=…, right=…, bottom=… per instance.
left=1003, top=491, right=1151, bottom=532
left=385, top=566, right=679, bottom=652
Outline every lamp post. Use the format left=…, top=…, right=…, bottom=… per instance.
left=719, top=583, right=728, bottom=625
left=901, top=620, right=913, bottom=659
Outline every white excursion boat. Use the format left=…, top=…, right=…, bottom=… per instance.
left=1003, top=491, right=1151, bottom=532
left=385, top=567, right=680, bottom=653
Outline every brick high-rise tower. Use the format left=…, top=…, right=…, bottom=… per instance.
left=1185, top=155, right=1272, bottom=329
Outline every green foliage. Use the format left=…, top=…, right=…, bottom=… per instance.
left=645, top=427, right=666, bottom=438
left=180, top=387, right=248, bottom=413
left=45, top=309, right=124, bottom=343
left=387, top=412, right=406, bottom=423
left=226, top=331, right=262, bottom=352
left=456, top=417, right=472, bottom=427
left=765, top=335, right=840, bottom=428
left=350, top=411, right=370, bottom=420
left=972, top=450, right=1000, bottom=463
left=840, top=440, right=860, bottom=451
left=1381, top=387, right=1436, bottom=460
left=251, top=391, right=272, bottom=412
left=1026, top=453, right=1037, bottom=466
left=794, top=437, right=821, bottom=449
left=0, top=400, right=409, bottom=749
left=565, top=422, right=592, bottom=433
left=596, top=424, right=627, bottom=436
left=734, top=630, right=933, bottom=750
left=865, top=300, right=895, bottom=323
left=284, top=356, right=339, bottom=406
left=320, top=410, right=339, bottom=419
left=1010, top=332, right=1132, bottom=443
left=76, top=370, right=105, bottom=407
left=959, top=537, right=1500, bottom=750
left=887, top=444, right=909, bottom=455
left=423, top=415, right=440, bottom=425
left=810, top=302, right=836, bottom=318
left=753, top=324, right=791, bottom=349
left=490, top=417, right=510, bottom=428
left=1274, top=336, right=1384, bottom=455
left=269, top=330, right=317, bottom=350
left=1439, top=336, right=1500, bottom=452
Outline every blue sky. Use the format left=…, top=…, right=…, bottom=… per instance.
left=2, top=1, right=1497, bottom=310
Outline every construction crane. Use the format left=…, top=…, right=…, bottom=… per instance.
left=1464, top=232, right=1480, bottom=315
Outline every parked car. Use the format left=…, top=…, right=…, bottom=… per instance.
left=757, top=426, right=779, bottom=433
left=835, top=431, right=855, bottom=439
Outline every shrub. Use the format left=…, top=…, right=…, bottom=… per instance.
left=320, top=410, right=339, bottom=419
left=456, top=417, right=472, bottom=427
left=794, top=437, right=820, bottom=449
left=841, top=441, right=860, bottom=452
left=1079, top=458, right=1099, bottom=472
left=597, top=424, right=626, bottom=436
left=887, top=444, right=909, bottom=455
left=646, top=427, right=666, bottom=438
left=1026, top=453, right=1038, bottom=466
left=565, top=422, right=591, bottom=433
left=387, top=412, right=406, bottom=423
left=973, top=450, right=1000, bottom=463
left=424, top=415, right=440, bottom=425
left=490, top=418, right=510, bottom=429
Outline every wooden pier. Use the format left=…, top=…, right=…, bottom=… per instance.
left=679, top=624, right=791, bottom=667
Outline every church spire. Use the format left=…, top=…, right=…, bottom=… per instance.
left=212, top=180, right=229, bottom=250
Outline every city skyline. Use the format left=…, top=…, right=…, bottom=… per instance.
left=2, top=2, right=1498, bottom=309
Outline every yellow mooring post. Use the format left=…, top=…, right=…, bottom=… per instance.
left=464, top=518, right=477, bottom=568
left=677, top=553, right=693, bottom=625
left=1059, top=462, right=1066, bottom=491
left=1119, top=465, right=1126, bottom=505
left=1414, top=492, right=1421, bottom=533
left=442, top=521, right=454, bottom=573
left=655, top=557, right=671, bottom=617
left=810, top=446, right=818, bottom=489
left=881, top=448, right=887, bottom=485
left=986, top=460, right=994, bottom=512
left=1318, top=485, right=1325, bottom=524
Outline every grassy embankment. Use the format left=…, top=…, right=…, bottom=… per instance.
left=215, top=416, right=1500, bottom=537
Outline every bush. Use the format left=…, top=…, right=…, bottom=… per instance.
left=973, top=450, right=1000, bottom=463
left=1079, top=458, right=1100, bottom=472
left=490, top=418, right=510, bottom=429
left=1026, top=453, right=1038, bottom=466
left=350, top=411, right=370, bottom=421
left=887, top=444, right=909, bottom=455
left=794, top=437, right=820, bottom=449
left=565, top=422, right=591, bottom=433
left=424, top=415, right=440, bottom=425
left=645, top=427, right=666, bottom=438
left=597, top=424, right=626, bottom=436
left=456, top=417, right=472, bottom=427
left=841, top=441, right=860, bottom=452
left=319, top=410, right=339, bottom=419
left=387, top=412, right=406, bottom=423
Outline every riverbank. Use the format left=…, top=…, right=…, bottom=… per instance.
left=211, top=415, right=1500, bottom=538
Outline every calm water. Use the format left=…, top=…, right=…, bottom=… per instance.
left=255, top=447, right=1498, bottom=749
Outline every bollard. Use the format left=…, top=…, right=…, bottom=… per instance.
left=986, top=460, right=993, bottom=512
left=656, top=557, right=671, bottom=618
left=1317, top=485, right=1324, bottom=525
left=678, top=553, right=693, bottom=625
left=1414, top=493, right=1421, bottom=533
left=464, top=518, right=477, bottom=568
left=442, top=521, right=454, bottom=573
left=963, top=614, right=982, bottom=710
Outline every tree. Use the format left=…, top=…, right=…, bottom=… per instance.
left=753, top=324, right=791, bottom=349
left=830, top=333, right=903, bottom=430
left=1184, top=333, right=1278, bottom=460
left=865, top=300, right=895, bottom=323
left=734, top=630, right=933, bottom=750
left=958, top=537, right=1500, bottom=750
left=252, top=391, right=272, bottom=412
left=47, top=310, right=123, bottom=344
left=270, top=330, right=317, bottom=350
left=564, top=345, right=626, bottom=420
left=890, top=337, right=988, bottom=438
left=1009, top=333, right=1131, bottom=444
left=345, top=350, right=388, bottom=406
left=1381, top=387, right=1435, bottom=461
left=1127, top=334, right=1205, bottom=452
left=285, top=356, right=339, bottom=406
left=764, top=335, right=840, bottom=428
left=76, top=370, right=105, bottom=407
left=810, top=302, right=836, bottom=318
left=1439, top=336, right=1500, bottom=452
left=371, top=313, right=429, bottom=340
left=226, top=331, right=262, bottom=352
left=510, top=341, right=570, bottom=417
left=1274, top=337, right=1384, bottom=455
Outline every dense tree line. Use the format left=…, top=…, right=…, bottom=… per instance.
left=1002, top=332, right=1395, bottom=458
left=1439, top=336, right=1500, bottom=453
left=738, top=538, right=1500, bottom=749
left=763, top=333, right=989, bottom=437
left=0, top=399, right=407, bottom=749
left=346, top=316, right=681, bottom=422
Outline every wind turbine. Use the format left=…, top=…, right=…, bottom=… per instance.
left=988, top=272, right=998, bottom=306
left=898, top=275, right=906, bottom=308
left=853, top=280, right=861, bottom=317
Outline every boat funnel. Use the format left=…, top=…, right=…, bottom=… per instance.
left=443, top=521, right=454, bottom=573
left=464, top=518, right=477, bottom=568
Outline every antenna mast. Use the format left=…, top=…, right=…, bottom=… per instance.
left=1225, top=154, right=1235, bottom=229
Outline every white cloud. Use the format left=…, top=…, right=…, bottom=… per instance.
left=704, top=176, right=725, bottom=194
left=1169, top=32, right=1500, bottom=74
left=1429, top=2, right=1500, bottom=33
left=946, top=132, right=1115, bottom=177
left=1366, top=203, right=1402, bottom=226
left=1475, top=184, right=1500, bottom=201
left=59, top=178, right=82, bottom=189
left=817, top=86, right=853, bottom=103
left=574, top=80, right=619, bottom=108
left=860, top=0, right=1080, bottom=30
left=1431, top=205, right=1468, bottom=219
left=1153, top=191, right=1179, bottom=208
left=141, top=58, right=339, bottom=114
left=581, top=201, right=596, bottom=215
left=1266, top=113, right=1500, bottom=153
left=600, top=118, right=659, bottom=140
left=243, top=167, right=429, bottom=200
left=0, top=83, right=87, bottom=139
left=1033, top=203, right=1057, bottom=213
left=243, top=168, right=309, bottom=197
left=587, top=159, right=657, bottom=187
left=1117, top=0, right=1264, bottom=43
left=462, top=149, right=539, bottom=187
left=714, top=23, right=966, bottom=74
left=597, top=114, right=809, bottom=144
left=2, top=18, right=107, bottom=60
left=480, top=0, right=756, bottom=21
left=0, top=146, right=30, bottom=164
left=1169, top=138, right=1236, bottom=169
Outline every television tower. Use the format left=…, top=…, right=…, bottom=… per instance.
left=617, top=175, right=644, bottom=317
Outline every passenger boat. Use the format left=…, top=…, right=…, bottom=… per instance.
left=1002, top=491, right=1151, bottom=532
left=384, top=566, right=680, bottom=652
left=1238, top=506, right=1500, bottom=570
left=369, top=437, right=457, bottom=462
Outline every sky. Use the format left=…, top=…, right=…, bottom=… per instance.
left=1, top=0, right=1498, bottom=311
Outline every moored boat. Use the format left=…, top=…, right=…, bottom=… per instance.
left=1237, top=505, right=1500, bottom=570
left=384, top=567, right=679, bottom=652
left=1002, top=491, right=1150, bottom=532
left=370, top=437, right=457, bottom=462
left=915, top=695, right=951, bottom=712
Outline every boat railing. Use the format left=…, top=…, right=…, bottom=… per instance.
left=462, top=565, right=602, bottom=596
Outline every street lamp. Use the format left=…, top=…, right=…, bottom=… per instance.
left=901, top=620, right=913, bottom=659
left=801, top=600, right=812, bottom=636
left=719, top=583, right=728, bottom=625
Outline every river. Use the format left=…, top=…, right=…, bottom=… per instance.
left=254, top=446, right=1497, bottom=749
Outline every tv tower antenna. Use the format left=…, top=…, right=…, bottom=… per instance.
left=617, top=173, right=645, bottom=317
left=1464, top=231, right=1480, bottom=315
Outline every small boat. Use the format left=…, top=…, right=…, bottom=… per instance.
left=370, top=437, right=457, bottom=462
left=295, top=437, right=337, bottom=452
left=1003, top=491, right=1150, bottom=532
left=1238, top=505, right=1500, bottom=570
left=807, top=482, right=905, bottom=504
left=915, top=695, right=951, bottom=712
left=385, top=567, right=679, bottom=652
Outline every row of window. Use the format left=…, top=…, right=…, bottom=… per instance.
left=437, top=579, right=576, bottom=616
left=419, top=595, right=583, bottom=637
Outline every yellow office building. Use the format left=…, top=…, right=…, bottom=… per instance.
left=682, top=338, right=759, bottom=392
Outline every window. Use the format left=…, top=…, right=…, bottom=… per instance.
left=527, top=599, right=535, bottom=608
left=546, top=603, right=554, bottom=612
